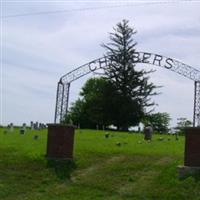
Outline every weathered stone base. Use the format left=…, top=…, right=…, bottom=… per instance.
left=177, top=165, right=200, bottom=179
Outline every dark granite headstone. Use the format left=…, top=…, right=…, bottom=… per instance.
left=20, top=128, right=25, bottom=135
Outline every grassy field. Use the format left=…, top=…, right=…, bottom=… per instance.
left=0, top=128, right=200, bottom=200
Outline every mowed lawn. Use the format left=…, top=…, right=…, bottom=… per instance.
left=0, top=128, right=200, bottom=200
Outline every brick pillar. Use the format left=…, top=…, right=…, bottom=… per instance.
left=46, top=124, right=75, bottom=160
left=184, top=127, right=200, bottom=167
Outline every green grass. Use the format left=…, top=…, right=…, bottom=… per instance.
left=0, top=128, right=200, bottom=200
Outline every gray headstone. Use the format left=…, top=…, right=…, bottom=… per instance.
left=10, top=123, right=14, bottom=132
left=7, top=124, right=10, bottom=131
left=144, top=126, right=153, bottom=140
left=34, top=122, right=38, bottom=130
left=22, top=123, right=26, bottom=131
left=30, top=121, right=34, bottom=130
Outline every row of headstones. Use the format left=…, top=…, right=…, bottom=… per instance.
left=6, top=122, right=47, bottom=134
left=30, top=121, right=47, bottom=131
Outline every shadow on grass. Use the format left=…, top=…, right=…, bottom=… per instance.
left=47, top=159, right=76, bottom=180
left=177, top=163, right=200, bottom=182
left=179, top=171, right=200, bottom=182
left=192, top=173, right=200, bottom=182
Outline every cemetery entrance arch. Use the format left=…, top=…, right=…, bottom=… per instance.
left=54, top=52, right=200, bottom=127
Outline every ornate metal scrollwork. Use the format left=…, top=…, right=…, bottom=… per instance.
left=54, top=51, right=200, bottom=126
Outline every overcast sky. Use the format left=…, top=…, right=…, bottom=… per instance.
left=1, top=0, right=200, bottom=127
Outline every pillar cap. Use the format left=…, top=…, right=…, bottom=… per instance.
left=184, top=127, right=200, bottom=130
left=47, top=123, right=76, bottom=128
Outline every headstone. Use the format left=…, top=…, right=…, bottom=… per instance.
left=38, top=123, right=42, bottom=130
left=38, top=123, right=46, bottom=130
left=105, top=132, right=110, bottom=138
left=22, top=123, right=26, bottom=131
left=33, top=135, right=39, bottom=140
left=34, top=122, right=38, bottom=130
left=7, top=123, right=14, bottom=133
left=144, top=125, right=153, bottom=140
left=10, top=123, right=14, bottom=132
left=158, top=137, right=164, bottom=141
left=30, top=121, right=34, bottom=130
left=20, top=128, right=25, bottom=135
left=7, top=124, right=11, bottom=132
left=116, top=142, right=121, bottom=146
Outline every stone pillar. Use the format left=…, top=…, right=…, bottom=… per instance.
left=184, top=127, right=200, bottom=167
left=178, top=127, right=200, bottom=178
left=46, top=124, right=75, bottom=160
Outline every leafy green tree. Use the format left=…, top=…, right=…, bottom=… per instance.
left=65, top=77, right=116, bottom=129
left=145, top=112, right=171, bottom=133
left=80, top=77, right=115, bottom=128
left=64, top=98, right=93, bottom=128
left=176, top=117, right=192, bottom=134
left=102, top=19, right=158, bottom=130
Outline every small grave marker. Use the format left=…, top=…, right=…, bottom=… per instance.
left=20, top=128, right=25, bottom=135
left=158, top=137, right=164, bottom=141
left=22, top=123, right=26, bottom=131
left=34, top=122, right=39, bottom=130
left=30, top=121, right=34, bottom=130
left=7, top=124, right=10, bottom=132
left=105, top=132, right=110, bottom=138
left=116, top=142, right=121, bottom=146
left=144, top=125, right=153, bottom=140
left=10, top=123, right=14, bottom=132
left=33, top=135, right=39, bottom=140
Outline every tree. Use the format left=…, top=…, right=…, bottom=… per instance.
left=145, top=112, right=171, bottom=134
left=80, top=77, right=115, bottom=128
left=176, top=117, right=192, bottom=134
left=65, top=77, right=116, bottom=129
left=64, top=98, right=93, bottom=128
left=102, top=19, right=158, bottom=130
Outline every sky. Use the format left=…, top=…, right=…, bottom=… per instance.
left=1, top=0, right=200, bottom=127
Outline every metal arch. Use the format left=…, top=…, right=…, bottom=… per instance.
left=59, top=52, right=200, bottom=84
left=133, top=52, right=200, bottom=82
left=60, top=57, right=109, bottom=83
left=54, top=80, right=70, bottom=123
left=54, top=57, right=110, bottom=123
left=54, top=80, right=63, bottom=123
left=54, top=51, right=200, bottom=125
